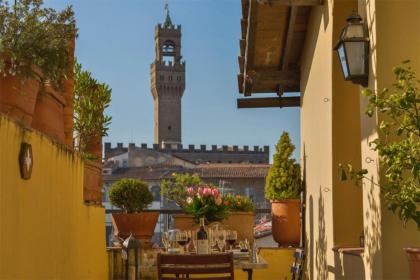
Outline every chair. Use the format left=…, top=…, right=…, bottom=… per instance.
left=291, top=248, right=305, bottom=280
left=157, top=252, right=234, bottom=280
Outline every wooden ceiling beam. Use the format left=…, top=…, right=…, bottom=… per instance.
left=240, top=39, right=246, bottom=57
left=241, top=19, right=248, bottom=39
left=238, top=56, right=245, bottom=73
left=237, top=96, right=301, bottom=108
left=258, top=0, right=323, bottom=6
left=243, top=0, right=258, bottom=96
left=239, top=70, right=300, bottom=94
left=281, top=6, right=297, bottom=70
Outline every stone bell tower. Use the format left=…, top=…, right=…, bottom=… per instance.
left=150, top=4, right=185, bottom=146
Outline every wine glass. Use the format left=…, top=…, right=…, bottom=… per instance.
left=162, top=231, right=170, bottom=251
left=190, top=230, right=197, bottom=253
left=209, top=228, right=218, bottom=252
left=225, top=230, right=237, bottom=251
left=216, top=230, right=226, bottom=252
left=176, top=230, right=189, bottom=254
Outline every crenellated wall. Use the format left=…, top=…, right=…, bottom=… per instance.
left=0, top=115, right=107, bottom=279
left=104, top=142, right=270, bottom=164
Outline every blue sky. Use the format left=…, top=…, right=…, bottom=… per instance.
left=45, top=0, right=301, bottom=161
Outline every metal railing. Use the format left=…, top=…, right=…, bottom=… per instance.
left=105, top=208, right=271, bottom=246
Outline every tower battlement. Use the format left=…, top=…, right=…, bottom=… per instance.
left=105, top=142, right=269, bottom=154
left=104, top=142, right=270, bottom=164
left=155, top=24, right=181, bottom=34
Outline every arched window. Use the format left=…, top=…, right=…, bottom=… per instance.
left=162, top=40, right=175, bottom=64
left=162, top=40, right=175, bottom=53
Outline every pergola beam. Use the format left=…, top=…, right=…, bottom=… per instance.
left=257, top=0, right=323, bottom=6
left=243, top=0, right=258, bottom=96
left=281, top=6, right=297, bottom=70
left=237, top=96, right=301, bottom=108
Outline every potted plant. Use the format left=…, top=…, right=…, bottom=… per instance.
left=265, top=132, right=302, bottom=246
left=340, top=62, right=420, bottom=279
left=222, top=194, right=255, bottom=243
left=161, top=173, right=255, bottom=241
left=0, top=0, right=77, bottom=128
left=73, top=62, right=112, bottom=204
left=109, top=178, right=158, bottom=247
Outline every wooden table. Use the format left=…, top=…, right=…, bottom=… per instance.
left=141, top=253, right=268, bottom=280
left=236, top=255, right=268, bottom=280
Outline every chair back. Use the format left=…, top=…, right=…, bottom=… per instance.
left=157, top=253, right=234, bottom=280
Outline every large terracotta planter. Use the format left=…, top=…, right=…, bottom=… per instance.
left=31, top=83, right=66, bottom=143
left=404, top=247, right=420, bottom=279
left=271, top=199, right=300, bottom=246
left=173, top=212, right=255, bottom=242
left=0, top=74, right=40, bottom=126
left=83, top=160, right=102, bottom=205
left=111, top=212, right=159, bottom=248
left=85, top=134, right=102, bottom=161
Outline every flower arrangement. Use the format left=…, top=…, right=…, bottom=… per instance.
left=184, top=185, right=228, bottom=224
left=161, top=173, right=256, bottom=224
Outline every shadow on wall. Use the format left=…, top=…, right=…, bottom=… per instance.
left=316, top=188, right=328, bottom=279
left=365, top=175, right=382, bottom=279
left=333, top=251, right=365, bottom=280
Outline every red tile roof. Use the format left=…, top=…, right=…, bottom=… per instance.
left=103, top=164, right=270, bottom=181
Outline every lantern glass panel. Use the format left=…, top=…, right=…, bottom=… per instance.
left=344, top=24, right=364, bottom=38
left=344, top=41, right=366, bottom=76
left=337, top=43, right=350, bottom=79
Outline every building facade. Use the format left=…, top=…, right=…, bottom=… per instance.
left=236, top=0, right=420, bottom=279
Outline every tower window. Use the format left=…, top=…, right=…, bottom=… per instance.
left=160, top=75, right=164, bottom=80
left=177, top=76, right=181, bottom=81
left=168, top=126, right=172, bottom=130
left=162, top=40, right=175, bottom=54
left=169, top=76, right=172, bottom=81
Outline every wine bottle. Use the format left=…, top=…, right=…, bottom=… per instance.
left=196, top=217, right=209, bottom=254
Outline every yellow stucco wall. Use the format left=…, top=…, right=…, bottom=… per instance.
left=359, top=0, right=420, bottom=279
left=301, top=0, right=364, bottom=279
left=300, top=1, right=335, bottom=278
left=0, top=115, right=107, bottom=279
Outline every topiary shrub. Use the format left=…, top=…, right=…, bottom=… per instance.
left=265, top=132, right=302, bottom=200
left=109, top=178, right=153, bottom=213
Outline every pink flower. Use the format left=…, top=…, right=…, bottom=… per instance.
left=203, top=187, right=212, bottom=197
left=211, top=188, right=219, bottom=197
left=186, top=187, right=194, bottom=196
left=198, top=187, right=203, bottom=196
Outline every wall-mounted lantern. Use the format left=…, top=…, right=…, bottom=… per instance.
left=334, top=11, right=369, bottom=87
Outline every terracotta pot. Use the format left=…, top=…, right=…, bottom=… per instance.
left=173, top=212, right=255, bottom=242
left=83, top=160, right=102, bottom=205
left=271, top=199, right=300, bottom=246
left=111, top=212, right=159, bottom=248
left=0, top=74, right=40, bottom=126
left=85, top=134, right=102, bottom=161
left=31, top=83, right=66, bottom=143
left=404, top=248, right=420, bottom=279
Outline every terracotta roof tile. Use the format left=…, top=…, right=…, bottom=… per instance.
left=103, top=163, right=270, bottom=181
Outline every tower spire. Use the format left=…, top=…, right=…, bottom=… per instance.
left=163, top=1, right=173, bottom=28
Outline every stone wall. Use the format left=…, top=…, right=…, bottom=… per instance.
left=104, top=142, right=270, bottom=164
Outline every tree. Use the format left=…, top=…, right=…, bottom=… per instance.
left=340, top=61, right=420, bottom=228
left=265, top=132, right=302, bottom=200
